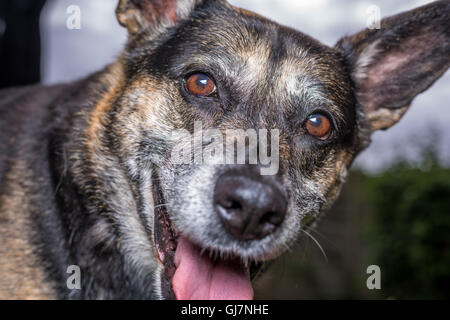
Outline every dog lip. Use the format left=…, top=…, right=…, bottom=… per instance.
left=152, top=173, right=179, bottom=300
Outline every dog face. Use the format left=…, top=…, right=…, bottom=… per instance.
left=83, top=0, right=448, bottom=299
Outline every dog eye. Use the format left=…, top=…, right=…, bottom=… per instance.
left=305, top=113, right=332, bottom=140
left=185, top=73, right=217, bottom=97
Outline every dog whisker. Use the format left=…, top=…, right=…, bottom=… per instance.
left=304, top=227, right=337, bottom=249
left=302, top=229, right=328, bottom=263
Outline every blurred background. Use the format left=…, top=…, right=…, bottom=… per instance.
left=0, top=0, right=448, bottom=299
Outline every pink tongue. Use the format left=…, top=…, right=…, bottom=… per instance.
left=172, top=237, right=254, bottom=300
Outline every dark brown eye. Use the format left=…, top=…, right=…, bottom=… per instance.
left=185, top=73, right=217, bottom=97
left=305, top=113, right=332, bottom=140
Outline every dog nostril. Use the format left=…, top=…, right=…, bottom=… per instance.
left=223, top=200, right=242, bottom=211
left=261, top=211, right=275, bottom=225
left=214, top=170, right=287, bottom=241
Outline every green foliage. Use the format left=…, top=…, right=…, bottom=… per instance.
left=365, top=161, right=450, bottom=299
left=255, top=141, right=450, bottom=300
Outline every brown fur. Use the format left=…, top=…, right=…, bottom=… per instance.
left=0, top=160, right=55, bottom=299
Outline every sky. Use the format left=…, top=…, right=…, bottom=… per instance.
left=40, top=0, right=450, bottom=172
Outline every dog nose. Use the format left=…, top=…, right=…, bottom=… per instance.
left=214, top=170, right=287, bottom=241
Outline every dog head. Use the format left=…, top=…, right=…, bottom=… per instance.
left=97, top=0, right=449, bottom=299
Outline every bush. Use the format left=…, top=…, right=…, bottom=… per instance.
left=365, top=162, right=450, bottom=299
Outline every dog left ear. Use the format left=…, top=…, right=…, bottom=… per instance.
left=116, top=0, right=205, bottom=35
left=336, top=0, right=450, bottom=132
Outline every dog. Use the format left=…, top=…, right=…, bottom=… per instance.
left=0, top=0, right=448, bottom=300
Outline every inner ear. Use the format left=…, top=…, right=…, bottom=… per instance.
left=358, top=26, right=447, bottom=114
left=137, top=0, right=178, bottom=24
left=116, top=0, right=200, bottom=35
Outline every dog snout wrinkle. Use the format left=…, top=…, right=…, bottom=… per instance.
left=214, top=170, right=287, bottom=241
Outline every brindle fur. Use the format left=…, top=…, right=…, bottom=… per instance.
left=0, top=0, right=448, bottom=299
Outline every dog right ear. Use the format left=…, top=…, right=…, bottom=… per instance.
left=116, top=0, right=205, bottom=35
left=336, top=0, right=450, bottom=132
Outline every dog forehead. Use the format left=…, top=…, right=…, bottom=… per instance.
left=192, top=9, right=344, bottom=88
left=141, top=4, right=354, bottom=122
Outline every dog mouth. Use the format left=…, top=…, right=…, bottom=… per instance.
left=152, top=174, right=258, bottom=300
